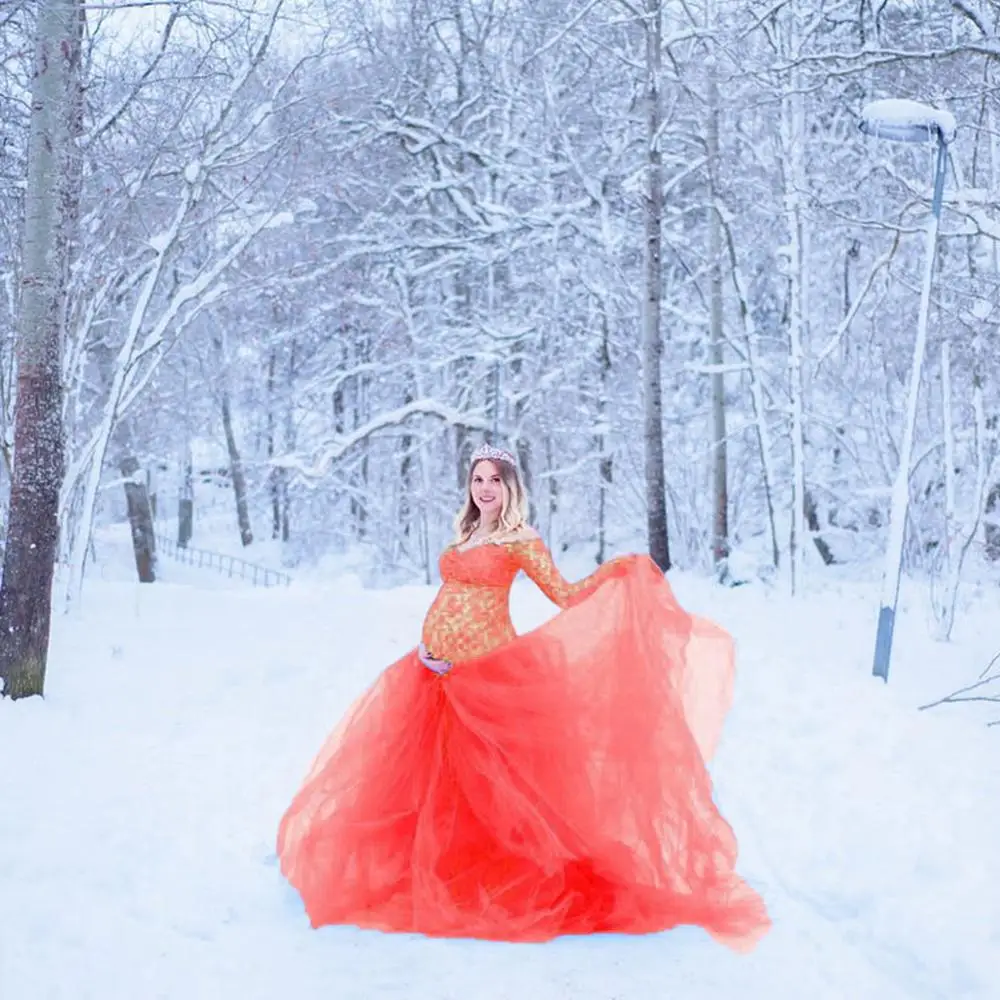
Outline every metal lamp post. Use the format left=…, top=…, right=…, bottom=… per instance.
left=859, top=99, right=956, bottom=682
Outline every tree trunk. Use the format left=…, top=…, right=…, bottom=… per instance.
left=510, top=346, right=535, bottom=523
left=985, top=482, right=1000, bottom=562
left=722, top=217, right=781, bottom=572
left=119, top=452, right=156, bottom=582
left=178, top=451, right=193, bottom=548
left=400, top=385, right=415, bottom=552
left=596, top=311, right=613, bottom=566
left=642, top=0, right=671, bottom=572
left=544, top=435, right=559, bottom=547
left=706, top=14, right=729, bottom=576
left=354, top=332, right=371, bottom=538
left=453, top=267, right=475, bottom=490
left=804, top=489, right=836, bottom=566
left=280, top=338, right=295, bottom=543
left=220, top=391, right=253, bottom=547
left=0, top=0, right=82, bottom=700
left=112, top=417, right=156, bottom=582
left=781, top=3, right=808, bottom=593
left=267, top=347, right=281, bottom=539
left=332, top=345, right=358, bottom=529
left=178, top=357, right=194, bottom=548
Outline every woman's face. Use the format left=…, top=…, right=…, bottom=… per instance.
left=470, top=460, right=505, bottom=523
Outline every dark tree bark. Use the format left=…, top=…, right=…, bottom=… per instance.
left=0, top=372, right=64, bottom=698
left=119, top=452, right=156, bottom=582
left=985, top=482, right=1000, bottom=562
left=0, top=0, right=82, bottom=700
left=804, top=488, right=837, bottom=566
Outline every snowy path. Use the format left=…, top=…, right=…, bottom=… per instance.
left=1, top=571, right=998, bottom=999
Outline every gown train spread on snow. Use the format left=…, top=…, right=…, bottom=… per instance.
left=277, top=538, right=770, bottom=950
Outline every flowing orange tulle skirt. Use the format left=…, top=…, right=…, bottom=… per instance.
left=277, top=557, right=770, bottom=950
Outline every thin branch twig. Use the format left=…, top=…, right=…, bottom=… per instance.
left=918, top=650, right=1000, bottom=716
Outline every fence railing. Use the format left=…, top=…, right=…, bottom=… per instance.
left=154, top=533, right=293, bottom=588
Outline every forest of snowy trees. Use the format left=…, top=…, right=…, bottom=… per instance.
left=1, top=1, right=999, bottom=648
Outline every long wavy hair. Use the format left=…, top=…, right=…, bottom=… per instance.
left=452, top=457, right=529, bottom=545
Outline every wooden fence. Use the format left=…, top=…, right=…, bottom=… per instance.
left=154, top=533, right=292, bottom=588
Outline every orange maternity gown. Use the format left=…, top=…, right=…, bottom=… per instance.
left=276, top=537, right=770, bottom=950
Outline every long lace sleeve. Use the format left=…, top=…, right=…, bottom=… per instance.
left=510, top=537, right=630, bottom=609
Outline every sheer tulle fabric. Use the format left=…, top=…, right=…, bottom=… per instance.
left=277, top=554, right=769, bottom=950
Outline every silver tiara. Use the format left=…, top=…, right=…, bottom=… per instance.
left=470, top=442, right=517, bottom=466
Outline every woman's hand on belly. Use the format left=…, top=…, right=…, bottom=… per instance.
left=418, top=642, right=453, bottom=675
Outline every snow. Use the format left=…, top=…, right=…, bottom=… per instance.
left=250, top=101, right=274, bottom=128
left=265, top=211, right=295, bottom=230
left=148, top=232, right=172, bottom=254
left=861, top=99, right=958, bottom=143
left=1, top=545, right=999, bottom=999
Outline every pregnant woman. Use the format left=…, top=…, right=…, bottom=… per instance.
left=277, top=443, right=769, bottom=951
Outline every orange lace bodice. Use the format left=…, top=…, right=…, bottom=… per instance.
left=420, top=537, right=625, bottom=663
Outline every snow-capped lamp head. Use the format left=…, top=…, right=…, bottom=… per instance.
left=859, top=99, right=957, bottom=145
left=859, top=99, right=956, bottom=217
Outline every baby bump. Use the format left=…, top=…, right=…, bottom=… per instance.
left=421, top=584, right=515, bottom=662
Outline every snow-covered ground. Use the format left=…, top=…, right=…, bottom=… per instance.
left=1, top=536, right=999, bottom=1000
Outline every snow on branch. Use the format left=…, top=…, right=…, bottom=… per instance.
left=271, top=400, right=490, bottom=481
left=82, top=7, right=181, bottom=148
left=814, top=239, right=900, bottom=370
left=951, top=0, right=993, bottom=36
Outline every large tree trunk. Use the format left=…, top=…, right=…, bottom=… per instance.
left=220, top=390, right=253, bottom=547
left=642, top=0, right=671, bottom=572
left=0, top=0, right=81, bottom=701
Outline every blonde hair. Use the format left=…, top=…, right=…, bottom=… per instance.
left=452, top=457, right=529, bottom=544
